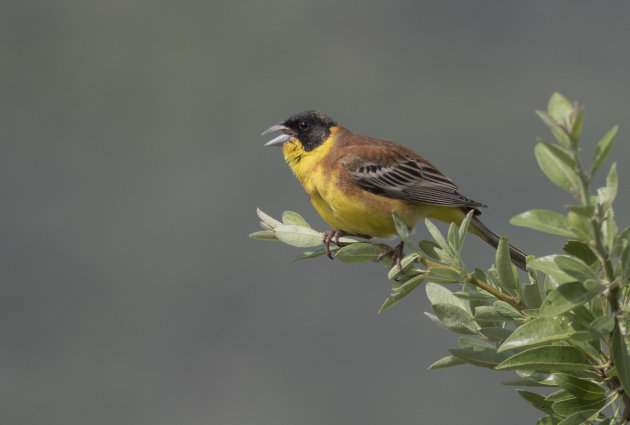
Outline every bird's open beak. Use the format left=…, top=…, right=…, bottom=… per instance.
left=262, top=123, right=294, bottom=147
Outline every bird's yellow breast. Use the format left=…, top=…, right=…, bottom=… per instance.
left=281, top=127, right=440, bottom=238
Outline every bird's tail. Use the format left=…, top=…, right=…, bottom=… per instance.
left=469, top=216, right=528, bottom=271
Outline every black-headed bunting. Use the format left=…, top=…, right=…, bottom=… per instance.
left=262, top=111, right=527, bottom=271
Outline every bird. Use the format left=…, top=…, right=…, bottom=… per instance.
left=262, top=110, right=527, bottom=271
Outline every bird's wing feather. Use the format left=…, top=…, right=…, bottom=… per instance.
left=340, top=144, right=486, bottom=209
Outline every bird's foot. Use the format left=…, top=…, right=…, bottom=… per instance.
left=322, top=229, right=346, bottom=259
left=378, top=241, right=405, bottom=272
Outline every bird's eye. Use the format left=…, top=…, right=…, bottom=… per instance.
left=299, top=121, right=309, bottom=130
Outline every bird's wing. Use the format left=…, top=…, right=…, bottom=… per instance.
left=340, top=145, right=486, bottom=209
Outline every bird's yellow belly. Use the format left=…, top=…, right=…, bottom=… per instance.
left=306, top=170, right=435, bottom=239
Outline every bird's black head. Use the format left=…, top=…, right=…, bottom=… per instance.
left=280, top=111, right=338, bottom=152
left=262, top=111, right=338, bottom=151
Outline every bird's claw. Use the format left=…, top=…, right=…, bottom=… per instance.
left=323, top=229, right=345, bottom=259
left=378, top=241, right=405, bottom=273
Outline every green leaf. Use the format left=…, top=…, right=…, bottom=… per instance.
left=430, top=304, right=479, bottom=334
left=612, top=321, right=630, bottom=396
left=453, top=290, right=494, bottom=302
left=591, top=125, right=618, bottom=176
left=425, top=282, right=470, bottom=312
left=293, top=246, right=328, bottom=261
left=522, top=284, right=542, bottom=309
left=488, top=267, right=516, bottom=297
left=510, top=209, right=574, bottom=237
left=472, top=268, right=489, bottom=283
left=423, top=275, right=460, bottom=284
left=589, top=316, right=614, bottom=339
left=557, top=409, right=599, bottom=425
left=425, top=219, right=448, bottom=249
left=622, top=242, right=630, bottom=281
left=607, top=162, right=618, bottom=202
left=281, top=211, right=311, bottom=228
left=535, top=141, right=579, bottom=193
left=391, top=272, right=423, bottom=290
left=379, top=275, right=425, bottom=313
left=474, top=305, right=510, bottom=323
left=553, top=255, right=598, bottom=282
left=387, top=253, right=420, bottom=280
left=498, top=316, right=575, bottom=352
left=457, top=210, right=474, bottom=250
left=552, top=396, right=605, bottom=417
left=596, top=162, right=618, bottom=207
left=571, top=330, right=599, bottom=342
left=546, top=92, right=578, bottom=147
left=565, top=370, right=604, bottom=382
left=428, top=355, right=466, bottom=370
left=567, top=202, right=595, bottom=221
left=545, top=389, right=572, bottom=402
left=528, top=256, right=579, bottom=285
left=553, top=373, right=605, bottom=400
left=521, top=309, right=540, bottom=318
left=448, top=346, right=509, bottom=368
left=609, top=221, right=623, bottom=259
left=274, top=225, right=323, bottom=247
left=427, top=266, right=462, bottom=281
left=480, top=327, right=513, bottom=343
left=249, top=230, right=279, bottom=241
left=602, top=208, right=618, bottom=254
left=619, top=226, right=630, bottom=243
left=543, top=275, right=559, bottom=293
left=537, top=110, right=571, bottom=148
left=570, top=106, right=584, bottom=142
left=536, top=416, right=558, bottom=425
left=392, top=214, right=414, bottom=248
left=573, top=341, right=602, bottom=361
left=567, top=210, right=594, bottom=242
left=506, top=371, right=557, bottom=387
left=419, top=240, right=448, bottom=262
left=494, top=300, right=524, bottom=320
left=517, top=389, right=556, bottom=415
left=496, top=237, right=518, bottom=296
left=458, top=336, right=493, bottom=349
left=495, top=346, right=592, bottom=371
left=563, top=241, right=599, bottom=269
left=548, top=92, right=574, bottom=126
left=591, top=293, right=605, bottom=318
left=540, top=281, right=605, bottom=317
left=566, top=305, right=596, bottom=330
left=526, top=269, right=545, bottom=306
left=447, top=222, right=460, bottom=253
left=335, top=243, right=382, bottom=263
left=256, top=208, right=282, bottom=229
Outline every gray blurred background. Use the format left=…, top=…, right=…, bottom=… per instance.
left=3, top=1, right=630, bottom=424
